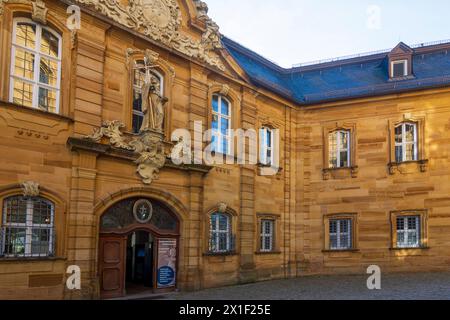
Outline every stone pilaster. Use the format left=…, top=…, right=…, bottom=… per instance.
left=239, top=89, right=257, bottom=283
left=64, top=149, right=98, bottom=300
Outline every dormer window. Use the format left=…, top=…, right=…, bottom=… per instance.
left=388, top=42, right=413, bottom=80
left=391, top=60, right=408, bottom=78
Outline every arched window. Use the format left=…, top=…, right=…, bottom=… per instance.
left=1, top=196, right=55, bottom=258
left=132, top=60, right=164, bottom=134
left=395, top=122, right=418, bottom=162
left=328, top=130, right=351, bottom=168
left=9, top=18, right=62, bottom=113
left=211, top=95, right=231, bottom=154
left=209, top=212, right=233, bottom=253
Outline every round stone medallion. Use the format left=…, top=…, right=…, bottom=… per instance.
left=133, top=199, right=153, bottom=224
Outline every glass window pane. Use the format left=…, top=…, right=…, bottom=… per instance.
left=221, top=99, right=229, bottom=116
left=13, top=79, right=33, bottom=108
left=328, top=132, right=338, bottom=168
left=15, top=23, right=36, bottom=49
left=395, top=125, right=403, bottom=144
left=39, top=57, right=58, bottom=86
left=405, top=143, right=415, bottom=161
left=340, top=151, right=349, bottom=167
left=212, top=114, right=219, bottom=131
left=222, top=137, right=229, bottom=154
left=14, top=48, right=35, bottom=80
left=4, top=228, right=27, bottom=256
left=220, top=118, right=229, bottom=135
left=212, top=96, right=219, bottom=113
left=38, top=87, right=57, bottom=112
left=395, top=146, right=403, bottom=163
left=132, top=114, right=143, bottom=134
left=5, top=197, right=27, bottom=224
left=40, top=29, right=59, bottom=57
left=405, top=124, right=415, bottom=143
left=31, top=229, right=51, bottom=255
left=32, top=199, right=53, bottom=225
left=340, top=131, right=349, bottom=149
left=211, top=214, right=218, bottom=231
left=133, top=92, right=142, bottom=112
left=218, top=214, right=228, bottom=231
left=218, top=233, right=227, bottom=251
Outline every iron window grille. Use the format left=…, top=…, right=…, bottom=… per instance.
left=1, top=196, right=55, bottom=258
left=260, top=219, right=274, bottom=252
left=396, top=216, right=421, bottom=248
left=208, top=213, right=235, bottom=253
left=329, top=219, right=352, bottom=250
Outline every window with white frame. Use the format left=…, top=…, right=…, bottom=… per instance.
left=260, top=219, right=274, bottom=252
left=396, top=216, right=420, bottom=248
left=9, top=18, right=62, bottom=113
left=212, top=95, right=231, bottom=154
left=209, top=213, right=232, bottom=253
left=329, top=219, right=352, bottom=250
left=260, top=127, right=274, bottom=166
left=1, top=196, right=55, bottom=258
left=394, top=122, right=418, bottom=163
left=328, top=130, right=351, bottom=168
left=391, top=60, right=408, bottom=78
left=132, top=60, right=163, bottom=133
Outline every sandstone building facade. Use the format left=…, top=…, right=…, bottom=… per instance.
left=1, top=0, right=450, bottom=300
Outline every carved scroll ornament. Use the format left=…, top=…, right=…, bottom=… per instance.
left=85, top=121, right=170, bottom=185
left=73, top=0, right=225, bottom=70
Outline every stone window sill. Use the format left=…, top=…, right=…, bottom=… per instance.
left=255, top=251, right=282, bottom=255
left=389, top=246, right=430, bottom=251
left=322, top=249, right=360, bottom=253
left=323, top=166, right=359, bottom=180
left=203, top=251, right=237, bottom=257
left=0, top=256, right=66, bottom=263
left=388, top=160, right=428, bottom=175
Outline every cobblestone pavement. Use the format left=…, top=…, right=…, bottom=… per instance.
left=159, top=272, right=450, bottom=300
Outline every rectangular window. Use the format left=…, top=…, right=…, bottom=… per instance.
left=395, top=122, right=418, bottom=163
left=10, top=19, right=61, bottom=113
left=209, top=213, right=233, bottom=253
left=392, top=60, right=408, bottom=78
left=329, top=219, right=352, bottom=250
left=260, top=219, right=274, bottom=252
left=260, top=127, right=274, bottom=166
left=328, top=130, right=350, bottom=168
left=396, top=216, right=420, bottom=248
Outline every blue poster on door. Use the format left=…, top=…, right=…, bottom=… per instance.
left=157, top=239, right=177, bottom=288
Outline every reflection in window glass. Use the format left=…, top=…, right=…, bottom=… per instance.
left=328, top=130, right=350, bottom=168
left=394, top=123, right=417, bottom=163
left=10, top=19, right=61, bottom=113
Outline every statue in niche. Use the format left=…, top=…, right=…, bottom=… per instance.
left=140, top=50, right=168, bottom=133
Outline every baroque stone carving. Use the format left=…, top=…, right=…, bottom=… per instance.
left=139, top=50, right=168, bottom=133
left=22, top=181, right=40, bottom=197
left=217, top=202, right=228, bottom=213
left=31, top=0, right=47, bottom=24
left=86, top=120, right=135, bottom=150
left=85, top=121, right=170, bottom=185
left=74, top=0, right=225, bottom=70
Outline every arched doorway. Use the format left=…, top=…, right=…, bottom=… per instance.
left=98, top=197, right=180, bottom=299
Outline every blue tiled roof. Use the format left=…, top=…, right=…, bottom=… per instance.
left=222, top=37, right=450, bottom=105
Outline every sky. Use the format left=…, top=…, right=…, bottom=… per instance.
left=206, top=0, right=450, bottom=68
